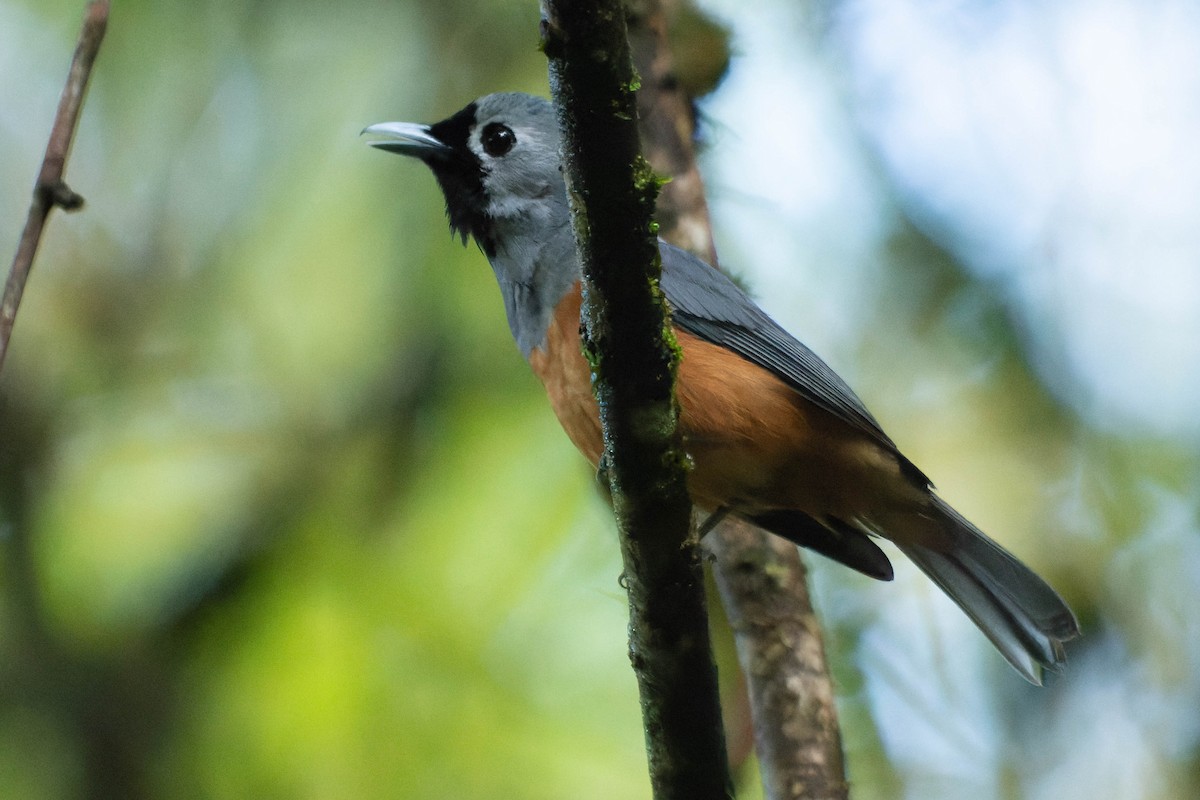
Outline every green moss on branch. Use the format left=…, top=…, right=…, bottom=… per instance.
left=541, top=0, right=733, bottom=797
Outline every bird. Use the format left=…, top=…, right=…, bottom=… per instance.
left=363, top=92, right=1080, bottom=684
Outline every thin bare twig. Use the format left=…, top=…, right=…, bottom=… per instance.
left=0, top=0, right=110, bottom=375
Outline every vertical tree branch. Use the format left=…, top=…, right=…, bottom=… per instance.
left=540, top=1, right=732, bottom=798
left=0, top=0, right=109, bottom=375
left=626, top=3, right=850, bottom=798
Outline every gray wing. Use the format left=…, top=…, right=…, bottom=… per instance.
left=659, top=241, right=920, bottom=474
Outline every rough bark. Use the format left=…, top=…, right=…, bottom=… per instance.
left=626, top=3, right=850, bottom=797
left=707, top=529, right=850, bottom=800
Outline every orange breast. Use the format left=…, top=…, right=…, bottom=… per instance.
left=672, top=330, right=912, bottom=521
left=528, top=284, right=605, bottom=466
left=528, top=282, right=919, bottom=530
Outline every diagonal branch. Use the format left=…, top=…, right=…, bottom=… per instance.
left=706, top=527, right=849, bottom=799
left=626, top=3, right=849, bottom=797
left=0, top=0, right=110, bottom=375
left=540, top=1, right=732, bottom=797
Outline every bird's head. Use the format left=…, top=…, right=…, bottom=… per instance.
left=364, top=93, right=564, bottom=258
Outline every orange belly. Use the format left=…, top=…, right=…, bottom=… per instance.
left=527, top=282, right=924, bottom=535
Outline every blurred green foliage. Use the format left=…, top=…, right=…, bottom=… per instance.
left=1, top=1, right=1197, bottom=799
left=0, top=1, right=661, bottom=797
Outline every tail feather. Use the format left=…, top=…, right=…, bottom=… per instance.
left=897, top=496, right=1080, bottom=685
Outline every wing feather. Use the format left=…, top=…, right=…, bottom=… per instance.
left=659, top=242, right=929, bottom=485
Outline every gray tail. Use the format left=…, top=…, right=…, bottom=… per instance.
left=896, top=496, right=1080, bottom=685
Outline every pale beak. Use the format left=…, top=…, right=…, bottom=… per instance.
left=361, top=122, right=451, bottom=159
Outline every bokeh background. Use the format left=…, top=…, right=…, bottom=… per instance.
left=2, top=0, right=1198, bottom=797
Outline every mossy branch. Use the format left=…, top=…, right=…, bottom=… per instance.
left=540, top=1, right=732, bottom=797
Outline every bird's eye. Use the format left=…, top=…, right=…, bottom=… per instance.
left=481, top=123, right=516, bottom=157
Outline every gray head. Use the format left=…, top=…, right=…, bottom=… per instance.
left=365, top=93, right=580, bottom=355
left=364, top=93, right=565, bottom=258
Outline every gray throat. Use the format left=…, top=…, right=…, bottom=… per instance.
left=486, top=208, right=580, bottom=358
